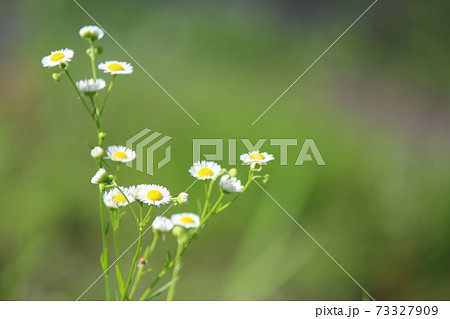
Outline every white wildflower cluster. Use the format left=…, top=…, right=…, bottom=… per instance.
left=42, top=24, right=275, bottom=301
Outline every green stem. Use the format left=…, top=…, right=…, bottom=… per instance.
left=110, top=209, right=125, bottom=289
left=143, top=206, right=155, bottom=225
left=122, top=228, right=143, bottom=300
left=89, top=95, right=98, bottom=120
left=88, top=38, right=103, bottom=121
left=201, top=179, right=215, bottom=220
left=88, top=38, right=97, bottom=81
left=114, top=163, right=120, bottom=182
left=100, top=75, right=116, bottom=116
left=129, top=232, right=159, bottom=300
left=122, top=203, right=145, bottom=300
left=64, top=70, right=94, bottom=119
left=99, top=191, right=110, bottom=300
left=210, top=192, right=224, bottom=215
left=166, top=240, right=184, bottom=301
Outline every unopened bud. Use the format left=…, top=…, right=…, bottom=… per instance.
left=90, top=146, right=104, bottom=159
left=91, top=168, right=108, bottom=184
left=172, top=226, right=184, bottom=238
left=95, top=46, right=103, bottom=54
left=228, top=168, right=237, bottom=177
left=250, top=162, right=262, bottom=172
left=176, top=192, right=188, bottom=205
left=52, top=73, right=61, bottom=81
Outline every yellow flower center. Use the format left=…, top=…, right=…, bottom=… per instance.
left=113, top=194, right=127, bottom=203
left=107, top=63, right=124, bottom=71
left=50, top=53, right=65, bottom=62
left=147, top=190, right=163, bottom=201
left=250, top=153, right=265, bottom=160
left=198, top=167, right=214, bottom=178
left=180, top=216, right=194, bottom=224
left=113, top=151, right=128, bottom=160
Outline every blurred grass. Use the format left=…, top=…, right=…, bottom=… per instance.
left=0, top=0, right=449, bottom=300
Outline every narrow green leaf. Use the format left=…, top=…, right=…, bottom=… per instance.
left=118, top=211, right=126, bottom=223
left=105, top=220, right=112, bottom=235
left=165, top=251, right=171, bottom=267
left=142, top=268, right=152, bottom=275
left=100, top=249, right=108, bottom=270
left=197, top=198, right=202, bottom=215
left=115, top=265, right=125, bottom=295
left=145, top=278, right=178, bottom=301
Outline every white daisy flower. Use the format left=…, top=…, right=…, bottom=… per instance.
left=137, top=184, right=171, bottom=206
left=91, top=168, right=108, bottom=184
left=219, top=174, right=243, bottom=193
left=240, top=150, right=275, bottom=165
left=105, top=145, right=136, bottom=163
left=41, top=49, right=74, bottom=68
left=90, top=146, right=104, bottom=159
left=152, top=216, right=174, bottom=232
left=98, top=61, right=133, bottom=75
left=171, top=213, right=200, bottom=229
left=79, top=25, right=104, bottom=41
left=76, top=78, right=106, bottom=95
left=103, top=186, right=135, bottom=209
left=189, top=161, right=222, bottom=180
left=128, top=184, right=145, bottom=200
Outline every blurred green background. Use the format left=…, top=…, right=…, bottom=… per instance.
left=0, top=0, right=449, bottom=300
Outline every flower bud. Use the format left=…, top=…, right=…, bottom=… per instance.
left=91, top=168, right=108, bottom=184
left=52, top=73, right=61, bottom=81
left=90, top=146, right=104, bottom=159
left=80, top=30, right=92, bottom=40
left=228, top=168, right=237, bottom=177
left=250, top=162, right=262, bottom=172
left=172, top=226, right=184, bottom=238
left=175, top=192, right=188, bottom=205
left=95, top=46, right=103, bottom=54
